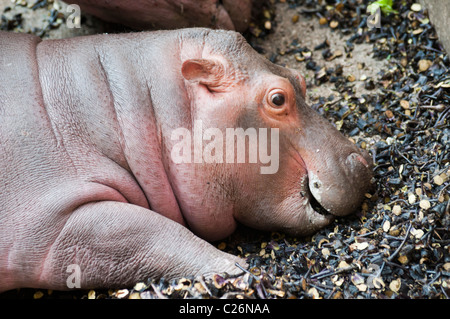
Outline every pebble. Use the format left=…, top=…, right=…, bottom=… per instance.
left=433, top=175, right=444, bottom=186
left=418, top=59, right=432, bottom=72
left=115, top=289, right=129, bottom=299
left=400, top=100, right=409, bottom=109
left=329, top=20, right=339, bottom=29
left=389, top=278, right=401, bottom=293
left=33, top=291, right=44, bottom=299
left=398, top=255, right=409, bottom=264
left=419, top=199, right=431, bottom=210
left=392, top=205, right=402, bottom=216
left=411, top=228, right=424, bottom=239
left=128, top=292, right=141, bottom=299
left=383, top=220, right=391, bottom=232
left=88, top=290, right=96, bottom=299
left=408, top=193, right=416, bottom=204
left=385, top=110, right=394, bottom=119
left=411, top=3, right=422, bottom=12
left=308, top=287, right=320, bottom=299
left=134, top=282, right=147, bottom=291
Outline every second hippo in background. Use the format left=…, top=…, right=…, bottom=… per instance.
left=67, top=0, right=255, bottom=32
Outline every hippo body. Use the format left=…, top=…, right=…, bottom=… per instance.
left=0, top=29, right=372, bottom=291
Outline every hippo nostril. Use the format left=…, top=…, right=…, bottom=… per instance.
left=313, top=182, right=321, bottom=189
left=347, top=152, right=370, bottom=169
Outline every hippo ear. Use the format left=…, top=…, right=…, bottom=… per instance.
left=296, top=74, right=307, bottom=98
left=181, top=59, right=226, bottom=92
left=299, top=75, right=306, bottom=98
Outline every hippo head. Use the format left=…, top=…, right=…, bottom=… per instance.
left=172, top=30, right=373, bottom=240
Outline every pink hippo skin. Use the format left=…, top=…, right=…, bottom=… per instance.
left=67, top=0, right=253, bottom=32
left=0, top=28, right=373, bottom=291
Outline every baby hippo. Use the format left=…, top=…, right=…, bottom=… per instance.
left=0, top=28, right=373, bottom=291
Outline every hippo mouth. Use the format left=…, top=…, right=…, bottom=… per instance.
left=309, top=191, right=333, bottom=217
left=292, top=154, right=336, bottom=227
left=286, top=146, right=373, bottom=235
left=305, top=172, right=334, bottom=217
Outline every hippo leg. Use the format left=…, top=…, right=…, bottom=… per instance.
left=36, top=202, right=245, bottom=290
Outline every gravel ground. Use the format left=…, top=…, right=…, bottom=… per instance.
left=0, top=0, right=448, bottom=300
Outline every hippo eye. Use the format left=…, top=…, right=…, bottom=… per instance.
left=265, top=88, right=290, bottom=117
left=271, top=93, right=285, bottom=106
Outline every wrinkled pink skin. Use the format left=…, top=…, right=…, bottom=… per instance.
left=0, top=29, right=373, bottom=291
left=68, top=0, right=253, bottom=32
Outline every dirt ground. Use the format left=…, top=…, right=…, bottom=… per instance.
left=252, top=2, right=388, bottom=102
left=0, top=0, right=109, bottom=37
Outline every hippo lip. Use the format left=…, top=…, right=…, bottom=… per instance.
left=299, top=173, right=334, bottom=220
left=300, top=184, right=335, bottom=233
left=306, top=172, right=334, bottom=216
left=292, top=149, right=336, bottom=224
left=294, top=153, right=334, bottom=219
left=309, top=192, right=333, bottom=217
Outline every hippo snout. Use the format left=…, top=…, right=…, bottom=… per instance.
left=307, top=148, right=374, bottom=218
